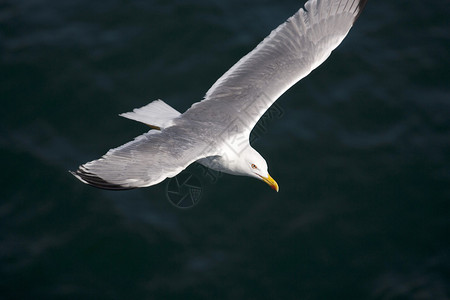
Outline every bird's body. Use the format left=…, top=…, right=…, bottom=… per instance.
left=71, top=0, right=368, bottom=191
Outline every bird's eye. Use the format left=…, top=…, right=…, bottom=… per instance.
left=251, top=164, right=257, bottom=169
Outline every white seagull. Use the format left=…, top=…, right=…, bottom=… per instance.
left=71, top=0, right=368, bottom=192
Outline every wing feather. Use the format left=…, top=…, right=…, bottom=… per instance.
left=183, top=0, right=367, bottom=135
left=71, top=127, right=215, bottom=190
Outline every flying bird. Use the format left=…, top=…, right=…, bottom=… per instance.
left=71, top=0, right=368, bottom=192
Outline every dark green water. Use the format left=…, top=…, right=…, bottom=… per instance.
left=1, top=0, right=449, bottom=299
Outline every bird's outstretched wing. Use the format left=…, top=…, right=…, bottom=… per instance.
left=71, top=126, right=215, bottom=190
left=184, top=0, right=367, bottom=134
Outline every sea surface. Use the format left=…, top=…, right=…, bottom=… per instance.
left=1, top=0, right=449, bottom=299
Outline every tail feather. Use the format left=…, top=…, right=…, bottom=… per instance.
left=120, top=99, right=181, bottom=129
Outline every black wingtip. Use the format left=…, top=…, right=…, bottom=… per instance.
left=354, top=0, right=368, bottom=24
left=69, top=169, right=135, bottom=191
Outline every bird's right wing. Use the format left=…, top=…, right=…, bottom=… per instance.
left=71, top=126, right=215, bottom=190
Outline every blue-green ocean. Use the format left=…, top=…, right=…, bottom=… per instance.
left=1, top=0, right=449, bottom=299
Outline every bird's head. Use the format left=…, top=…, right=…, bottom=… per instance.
left=240, top=146, right=279, bottom=192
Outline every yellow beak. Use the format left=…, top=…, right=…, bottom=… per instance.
left=260, top=174, right=279, bottom=192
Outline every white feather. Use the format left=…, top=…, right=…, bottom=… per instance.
left=119, top=99, right=181, bottom=129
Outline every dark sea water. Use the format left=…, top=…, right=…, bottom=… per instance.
left=1, top=0, right=449, bottom=299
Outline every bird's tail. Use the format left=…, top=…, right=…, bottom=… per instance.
left=119, top=99, right=181, bottom=130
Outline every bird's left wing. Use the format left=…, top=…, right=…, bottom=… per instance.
left=184, top=0, right=367, bottom=134
left=71, top=126, right=216, bottom=190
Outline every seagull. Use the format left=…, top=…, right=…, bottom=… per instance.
left=71, top=0, right=368, bottom=192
